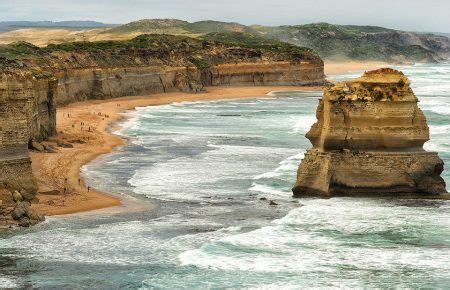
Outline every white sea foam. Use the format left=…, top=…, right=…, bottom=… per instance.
left=179, top=198, right=450, bottom=274
left=0, top=277, right=18, bottom=288
left=248, top=183, right=289, bottom=197
left=429, top=125, right=450, bottom=135
left=128, top=143, right=298, bottom=201
left=253, top=151, right=305, bottom=180
left=290, top=115, right=316, bottom=134
left=424, top=142, right=450, bottom=153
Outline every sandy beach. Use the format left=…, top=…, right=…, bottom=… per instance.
left=32, top=86, right=323, bottom=216
left=31, top=61, right=389, bottom=216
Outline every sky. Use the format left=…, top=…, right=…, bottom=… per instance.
left=1, top=0, right=449, bottom=33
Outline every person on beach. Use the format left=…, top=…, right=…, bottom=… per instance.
left=87, top=186, right=90, bottom=192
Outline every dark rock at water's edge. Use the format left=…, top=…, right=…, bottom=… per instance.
left=0, top=188, right=45, bottom=228
left=293, top=68, right=447, bottom=198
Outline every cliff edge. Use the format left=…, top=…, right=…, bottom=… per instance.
left=293, top=68, right=447, bottom=197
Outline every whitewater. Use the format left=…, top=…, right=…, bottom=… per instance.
left=0, top=63, right=449, bottom=288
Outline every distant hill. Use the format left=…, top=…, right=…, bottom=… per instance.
left=106, top=19, right=247, bottom=35
left=246, top=23, right=450, bottom=63
left=0, top=21, right=116, bottom=32
left=0, top=19, right=448, bottom=63
left=105, top=20, right=450, bottom=63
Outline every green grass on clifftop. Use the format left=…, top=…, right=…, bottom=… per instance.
left=102, top=19, right=449, bottom=63
left=0, top=33, right=322, bottom=72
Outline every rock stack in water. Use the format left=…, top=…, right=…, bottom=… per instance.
left=293, top=68, right=447, bottom=197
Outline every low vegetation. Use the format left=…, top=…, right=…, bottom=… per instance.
left=2, top=19, right=447, bottom=63
left=0, top=33, right=322, bottom=72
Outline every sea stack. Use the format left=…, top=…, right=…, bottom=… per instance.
left=293, top=68, right=447, bottom=197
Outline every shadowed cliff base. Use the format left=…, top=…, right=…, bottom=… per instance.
left=293, top=68, right=448, bottom=198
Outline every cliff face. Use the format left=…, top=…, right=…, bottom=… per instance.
left=0, top=73, right=38, bottom=192
left=0, top=35, right=325, bottom=221
left=293, top=68, right=447, bottom=197
left=0, top=35, right=325, bottom=140
left=55, top=62, right=325, bottom=106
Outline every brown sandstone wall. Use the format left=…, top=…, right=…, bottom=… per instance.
left=54, top=66, right=203, bottom=106
left=203, top=62, right=325, bottom=87
left=53, top=61, right=325, bottom=106
left=294, top=149, right=444, bottom=196
left=0, top=74, right=38, bottom=194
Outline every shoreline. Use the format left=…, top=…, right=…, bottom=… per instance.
left=32, top=86, right=323, bottom=216
left=31, top=61, right=390, bottom=216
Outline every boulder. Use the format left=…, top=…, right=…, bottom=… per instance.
left=27, top=208, right=45, bottom=222
left=11, top=202, right=28, bottom=220
left=39, top=189, right=61, bottom=195
left=18, top=217, right=31, bottom=227
left=10, top=201, right=45, bottom=225
left=20, top=189, right=35, bottom=201
left=57, top=141, right=74, bottom=148
left=417, top=176, right=447, bottom=195
left=43, top=144, right=58, bottom=153
left=29, top=140, right=45, bottom=152
left=12, top=191, right=23, bottom=202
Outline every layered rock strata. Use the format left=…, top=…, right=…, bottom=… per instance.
left=0, top=73, right=39, bottom=193
left=0, top=35, right=326, bottom=225
left=293, top=68, right=447, bottom=197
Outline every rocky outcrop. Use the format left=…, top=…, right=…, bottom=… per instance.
left=0, top=73, right=39, bottom=194
left=0, top=188, right=45, bottom=228
left=293, top=68, right=447, bottom=197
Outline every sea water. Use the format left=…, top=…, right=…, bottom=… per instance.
left=0, top=63, right=449, bottom=288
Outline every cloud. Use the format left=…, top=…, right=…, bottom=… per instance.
left=0, top=0, right=449, bottom=32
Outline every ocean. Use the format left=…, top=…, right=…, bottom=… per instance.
left=0, top=63, right=449, bottom=288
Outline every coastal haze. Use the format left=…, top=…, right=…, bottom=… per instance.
left=0, top=0, right=450, bottom=289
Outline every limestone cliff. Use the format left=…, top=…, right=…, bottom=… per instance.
left=0, top=35, right=325, bottom=140
left=293, top=68, right=447, bottom=197
left=0, top=34, right=326, bottom=225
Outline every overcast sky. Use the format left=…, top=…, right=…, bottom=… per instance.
left=1, top=0, right=449, bottom=32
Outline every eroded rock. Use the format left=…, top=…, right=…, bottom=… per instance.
left=57, top=140, right=74, bottom=148
left=10, top=201, right=45, bottom=227
left=293, top=68, right=447, bottom=197
left=29, top=140, right=45, bottom=152
left=12, top=191, right=23, bottom=202
left=43, top=143, right=58, bottom=153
